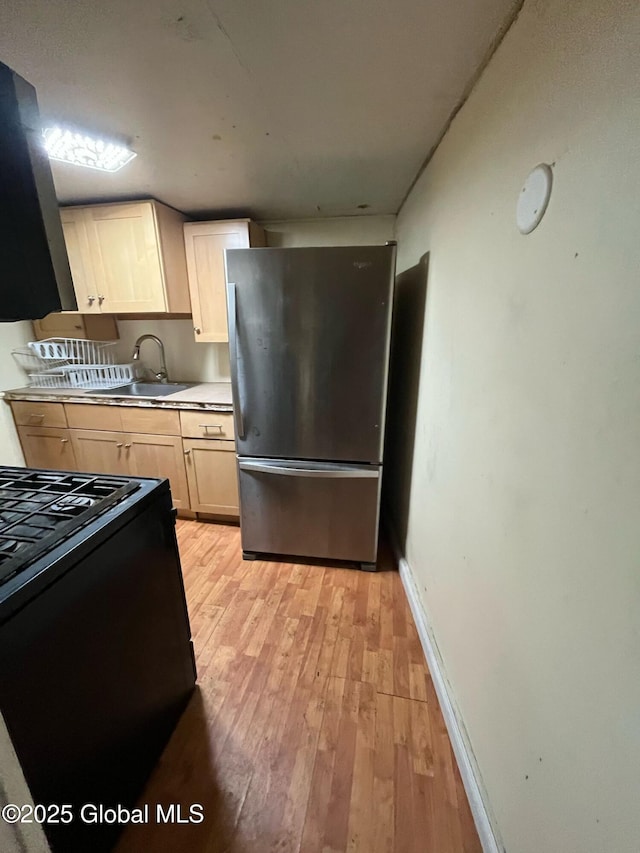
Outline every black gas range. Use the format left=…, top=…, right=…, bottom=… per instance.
left=0, top=468, right=139, bottom=599
left=0, top=466, right=196, bottom=852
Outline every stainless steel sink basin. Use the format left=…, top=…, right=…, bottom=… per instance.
left=93, top=382, right=195, bottom=398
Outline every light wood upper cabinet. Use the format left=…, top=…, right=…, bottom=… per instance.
left=85, top=203, right=164, bottom=313
left=61, top=201, right=191, bottom=315
left=183, top=219, right=266, bottom=342
left=60, top=207, right=100, bottom=313
left=17, top=426, right=77, bottom=471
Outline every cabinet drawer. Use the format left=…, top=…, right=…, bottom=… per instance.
left=65, top=404, right=181, bottom=435
left=65, top=404, right=123, bottom=431
left=11, top=401, right=67, bottom=429
left=120, top=407, right=180, bottom=436
left=180, top=410, right=235, bottom=440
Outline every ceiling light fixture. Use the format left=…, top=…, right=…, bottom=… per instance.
left=42, top=126, right=137, bottom=172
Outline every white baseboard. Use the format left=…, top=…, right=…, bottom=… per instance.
left=390, top=534, right=502, bottom=853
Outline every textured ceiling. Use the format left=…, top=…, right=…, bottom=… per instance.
left=0, top=0, right=519, bottom=219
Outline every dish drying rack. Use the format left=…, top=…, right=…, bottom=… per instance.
left=12, top=339, right=142, bottom=390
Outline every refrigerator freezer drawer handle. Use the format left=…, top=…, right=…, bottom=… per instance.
left=238, top=461, right=379, bottom=479
left=226, top=282, right=245, bottom=439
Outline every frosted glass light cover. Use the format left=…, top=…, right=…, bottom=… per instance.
left=42, top=126, right=136, bottom=172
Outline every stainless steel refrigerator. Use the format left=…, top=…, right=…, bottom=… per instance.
left=225, top=244, right=395, bottom=570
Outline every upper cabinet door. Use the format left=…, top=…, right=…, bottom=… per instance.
left=85, top=203, right=167, bottom=313
left=184, top=220, right=265, bottom=343
left=60, top=208, right=100, bottom=313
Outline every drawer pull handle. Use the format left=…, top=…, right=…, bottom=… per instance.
left=29, top=413, right=45, bottom=421
left=199, top=423, right=223, bottom=431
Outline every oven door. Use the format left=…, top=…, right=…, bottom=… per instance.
left=237, top=457, right=382, bottom=564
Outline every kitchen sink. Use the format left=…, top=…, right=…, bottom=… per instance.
left=93, top=382, right=195, bottom=397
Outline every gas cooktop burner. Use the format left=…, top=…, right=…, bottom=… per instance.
left=0, top=468, right=140, bottom=587
left=49, top=494, right=96, bottom=512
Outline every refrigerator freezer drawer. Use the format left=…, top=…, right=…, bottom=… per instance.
left=237, top=458, right=382, bottom=564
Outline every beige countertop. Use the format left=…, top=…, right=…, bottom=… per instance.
left=1, top=381, right=233, bottom=412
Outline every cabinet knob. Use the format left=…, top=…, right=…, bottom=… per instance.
left=184, top=449, right=191, bottom=455
left=194, top=327, right=201, bottom=335
left=116, top=443, right=123, bottom=448
left=98, top=295, right=105, bottom=305
left=124, top=443, right=132, bottom=449
left=60, top=438, right=69, bottom=444
left=87, top=296, right=96, bottom=305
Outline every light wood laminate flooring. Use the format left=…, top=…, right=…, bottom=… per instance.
left=115, top=521, right=481, bottom=853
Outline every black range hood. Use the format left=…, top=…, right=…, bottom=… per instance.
left=0, top=61, right=76, bottom=321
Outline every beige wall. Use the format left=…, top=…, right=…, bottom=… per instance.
left=392, top=0, right=640, bottom=851
left=115, top=318, right=231, bottom=383
left=117, top=215, right=395, bottom=381
left=263, top=215, right=396, bottom=248
left=0, top=322, right=33, bottom=466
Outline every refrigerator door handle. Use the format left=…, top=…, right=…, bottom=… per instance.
left=226, top=282, right=245, bottom=439
left=238, top=460, right=379, bottom=479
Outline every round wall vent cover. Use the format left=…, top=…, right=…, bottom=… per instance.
left=517, top=163, right=553, bottom=234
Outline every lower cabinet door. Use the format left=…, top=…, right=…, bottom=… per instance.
left=127, top=433, right=189, bottom=509
left=17, top=426, right=77, bottom=471
left=69, top=429, right=129, bottom=476
left=183, top=438, right=239, bottom=515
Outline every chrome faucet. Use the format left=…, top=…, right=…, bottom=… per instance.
left=131, top=334, right=169, bottom=382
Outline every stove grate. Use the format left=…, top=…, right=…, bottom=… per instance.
left=0, top=468, right=140, bottom=587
